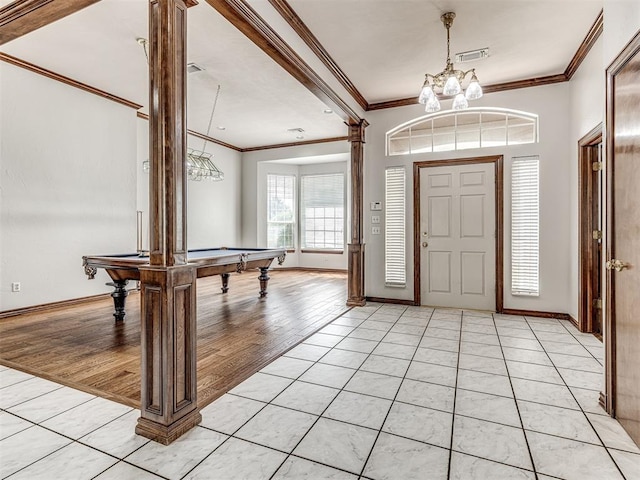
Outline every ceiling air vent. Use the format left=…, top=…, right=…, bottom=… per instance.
left=187, top=63, right=205, bottom=74
left=455, top=48, right=489, bottom=63
left=288, top=127, right=305, bottom=139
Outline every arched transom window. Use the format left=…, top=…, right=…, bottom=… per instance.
left=387, top=108, right=538, bottom=156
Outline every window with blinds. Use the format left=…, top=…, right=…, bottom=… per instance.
left=301, top=173, right=345, bottom=250
left=511, top=156, right=539, bottom=296
left=385, top=167, right=406, bottom=286
left=267, top=174, right=295, bottom=249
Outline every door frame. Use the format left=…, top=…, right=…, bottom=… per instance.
left=602, top=30, right=640, bottom=416
left=413, top=155, right=504, bottom=311
left=578, top=123, right=603, bottom=333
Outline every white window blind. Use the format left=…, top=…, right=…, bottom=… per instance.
left=301, top=173, right=345, bottom=250
left=267, top=174, right=295, bottom=249
left=511, top=156, right=539, bottom=296
left=385, top=167, right=406, bottom=286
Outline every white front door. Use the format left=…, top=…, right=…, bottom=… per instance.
left=419, top=162, right=496, bottom=310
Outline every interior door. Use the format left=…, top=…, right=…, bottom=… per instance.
left=419, top=162, right=496, bottom=310
left=606, top=36, right=640, bottom=446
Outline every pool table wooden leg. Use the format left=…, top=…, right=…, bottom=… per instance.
left=220, top=273, right=230, bottom=293
left=106, top=280, right=129, bottom=321
left=258, top=267, right=270, bottom=297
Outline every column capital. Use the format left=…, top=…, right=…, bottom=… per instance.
left=348, top=120, right=368, bottom=143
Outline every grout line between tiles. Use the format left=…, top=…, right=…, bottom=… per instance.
left=523, top=316, right=628, bottom=480
left=445, top=309, right=464, bottom=480
left=356, top=307, right=435, bottom=479
left=491, top=312, right=539, bottom=480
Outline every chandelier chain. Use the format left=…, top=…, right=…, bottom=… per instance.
left=203, top=84, right=221, bottom=152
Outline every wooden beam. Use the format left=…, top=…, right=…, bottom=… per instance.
left=0, top=0, right=101, bottom=45
left=267, top=0, right=369, bottom=111
left=202, top=0, right=364, bottom=125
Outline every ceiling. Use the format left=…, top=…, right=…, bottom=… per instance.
left=0, top=0, right=603, bottom=149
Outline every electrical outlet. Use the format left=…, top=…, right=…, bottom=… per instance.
left=371, top=215, right=380, bottom=224
left=11, top=282, right=21, bottom=293
left=371, top=226, right=381, bottom=235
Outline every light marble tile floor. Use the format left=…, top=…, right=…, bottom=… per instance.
left=1, top=304, right=639, bottom=480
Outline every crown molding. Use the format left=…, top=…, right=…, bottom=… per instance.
left=564, top=9, right=603, bottom=79
left=267, top=0, right=369, bottom=111
left=0, top=51, right=143, bottom=110
left=0, top=0, right=100, bottom=45
left=241, top=135, right=348, bottom=152
left=136, top=111, right=242, bottom=152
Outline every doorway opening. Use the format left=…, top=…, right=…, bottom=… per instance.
left=578, top=123, right=603, bottom=335
left=413, top=155, right=503, bottom=312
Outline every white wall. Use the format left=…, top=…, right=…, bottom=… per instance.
left=363, top=83, right=573, bottom=313
left=603, top=1, right=640, bottom=66
left=136, top=118, right=242, bottom=250
left=567, top=36, right=605, bottom=320
left=0, top=63, right=137, bottom=310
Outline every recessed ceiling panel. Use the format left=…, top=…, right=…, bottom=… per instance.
left=287, top=0, right=603, bottom=103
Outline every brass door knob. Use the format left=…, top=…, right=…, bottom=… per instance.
left=606, top=259, right=629, bottom=272
left=422, top=241, right=428, bottom=247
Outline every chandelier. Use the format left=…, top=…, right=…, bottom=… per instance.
left=185, top=84, right=225, bottom=181
left=139, top=38, right=224, bottom=182
left=418, top=12, right=483, bottom=112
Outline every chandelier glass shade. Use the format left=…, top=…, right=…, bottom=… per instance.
left=418, top=12, right=483, bottom=112
left=143, top=148, right=224, bottom=181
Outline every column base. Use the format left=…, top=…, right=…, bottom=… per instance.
left=347, top=243, right=365, bottom=307
left=136, top=410, right=202, bottom=445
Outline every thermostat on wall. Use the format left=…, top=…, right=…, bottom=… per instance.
left=370, top=201, right=382, bottom=211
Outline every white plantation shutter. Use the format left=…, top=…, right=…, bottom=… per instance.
left=301, top=173, right=345, bottom=249
left=385, top=167, right=406, bottom=286
left=511, top=156, right=539, bottom=296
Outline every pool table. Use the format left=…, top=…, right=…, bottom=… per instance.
left=82, top=247, right=286, bottom=321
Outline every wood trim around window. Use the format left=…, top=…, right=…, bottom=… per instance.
left=413, top=155, right=504, bottom=312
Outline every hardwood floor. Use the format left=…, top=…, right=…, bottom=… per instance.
left=0, top=270, right=348, bottom=409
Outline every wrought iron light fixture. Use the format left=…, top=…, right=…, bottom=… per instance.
left=184, top=84, right=224, bottom=182
left=418, top=12, right=483, bottom=112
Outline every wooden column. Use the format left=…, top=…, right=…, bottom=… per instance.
left=347, top=121, right=366, bottom=307
left=135, top=0, right=201, bottom=444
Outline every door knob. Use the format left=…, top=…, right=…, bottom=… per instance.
left=422, top=241, right=428, bottom=247
left=606, top=259, right=629, bottom=272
